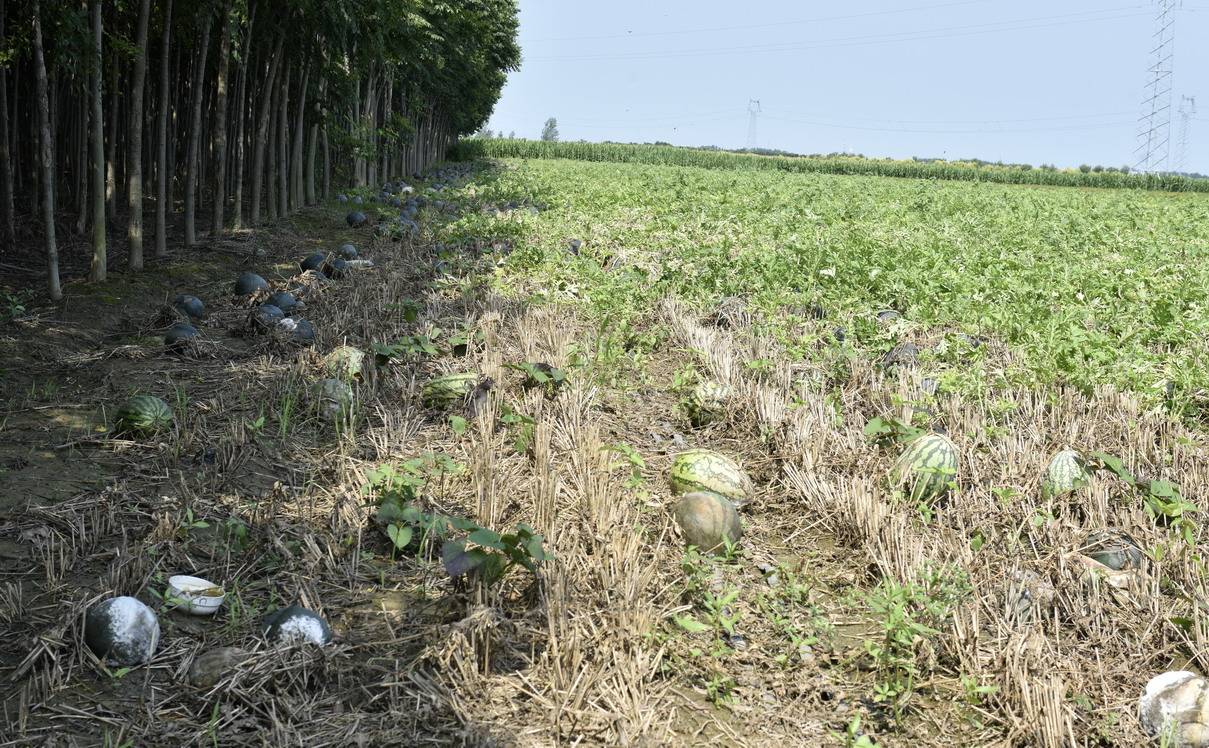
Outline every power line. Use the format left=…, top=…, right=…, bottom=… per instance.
left=762, top=113, right=1136, bottom=135
left=525, top=0, right=998, bottom=43
left=525, top=6, right=1150, bottom=63
left=768, top=108, right=1136, bottom=126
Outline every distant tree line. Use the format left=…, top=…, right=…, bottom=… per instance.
left=0, top=0, right=520, bottom=299
left=459, top=138, right=1209, bottom=193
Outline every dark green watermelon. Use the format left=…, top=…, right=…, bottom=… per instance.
left=300, top=253, right=326, bottom=272
left=285, top=319, right=315, bottom=346
left=114, top=394, right=173, bottom=436
left=234, top=272, right=269, bottom=296
left=1083, top=531, right=1144, bottom=571
left=346, top=211, right=367, bottom=228
left=172, top=294, right=206, bottom=320
left=324, top=258, right=348, bottom=279
left=164, top=322, right=200, bottom=351
left=338, top=244, right=358, bottom=259
left=266, top=291, right=299, bottom=314
left=253, top=304, right=285, bottom=330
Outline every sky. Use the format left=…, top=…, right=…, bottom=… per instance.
left=484, top=0, right=1209, bottom=172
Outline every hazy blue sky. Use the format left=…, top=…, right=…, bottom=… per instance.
left=485, top=0, right=1209, bottom=171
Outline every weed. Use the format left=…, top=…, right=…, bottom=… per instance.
left=862, top=566, right=970, bottom=713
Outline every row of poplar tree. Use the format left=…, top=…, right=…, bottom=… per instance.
left=0, top=0, right=521, bottom=299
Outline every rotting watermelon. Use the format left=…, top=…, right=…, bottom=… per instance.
left=673, top=491, right=742, bottom=553
left=423, top=372, right=479, bottom=408
left=312, top=378, right=354, bottom=419
left=669, top=449, right=754, bottom=507
left=322, top=346, right=367, bottom=383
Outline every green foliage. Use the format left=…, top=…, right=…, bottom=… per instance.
left=506, top=361, right=568, bottom=393
left=365, top=456, right=551, bottom=585
left=862, top=566, right=971, bottom=712
left=864, top=416, right=924, bottom=447
left=442, top=157, right=1209, bottom=409
left=1089, top=451, right=1198, bottom=543
left=603, top=442, right=646, bottom=487
left=441, top=523, right=552, bottom=588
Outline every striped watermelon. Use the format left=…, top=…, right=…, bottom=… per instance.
left=114, top=395, right=174, bottom=437
left=1042, top=449, right=1090, bottom=498
left=890, top=433, right=957, bottom=503
left=669, top=449, right=754, bottom=507
left=673, top=491, right=742, bottom=553
left=684, top=381, right=730, bottom=427
left=423, top=372, right=479, bottom=408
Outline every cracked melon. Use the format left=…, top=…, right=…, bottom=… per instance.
left=669, top=449, right=753, bottom=506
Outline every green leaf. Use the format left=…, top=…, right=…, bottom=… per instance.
left=468, top=527, right=505, bottom=550
left=449, top=415, right=468, bottom=436
left=387, top=524, right=413, bottom=550
left=1091, top=451, right=1136, bottom=484
left=674, top=615, right=712, bottom=634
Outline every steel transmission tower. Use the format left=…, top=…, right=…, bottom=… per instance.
left=1135, top=0, right=1180, bottom=173
left=1175, top=95, right=1196, bottom=172
left=746, top=100, right=761, bottom=150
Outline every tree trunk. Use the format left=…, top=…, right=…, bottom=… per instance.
left=380, top=78, right=391, bottom=181
left=276, top=67, right=289, bottom=215
left=104, top=55, right=119, bottom=221
left=291, top=65, right=308, bottom=209
left=352, top=79, right=363, bottom=187
left=32, top=0, right=61, bottom=300
left=250, top=34, right=282, bottom=225
left=126, top=0, right=152, bottom=270
left=322, top=125, right=329, bottom=200
left=267, top=65, right=280, bottom=221
left=0, top=4, right=13, bottom=248
left=231, top=7, right=254, bottom=229
left=89, top=0, right=107, bottom=282
left=75, top=97, right=87, bottom=235
left=184, top=12, right=213, bottom=247
left=209, top=2, right=234, bottom=237
left=155, top=0, right=174, bottom=258
left=305, top=79, right=323, bottom=205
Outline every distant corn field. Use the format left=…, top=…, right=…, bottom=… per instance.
left=454, top=138, right=1209, bottom=193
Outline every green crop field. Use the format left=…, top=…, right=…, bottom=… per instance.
left=449, top=156, right=1209, bottom=412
